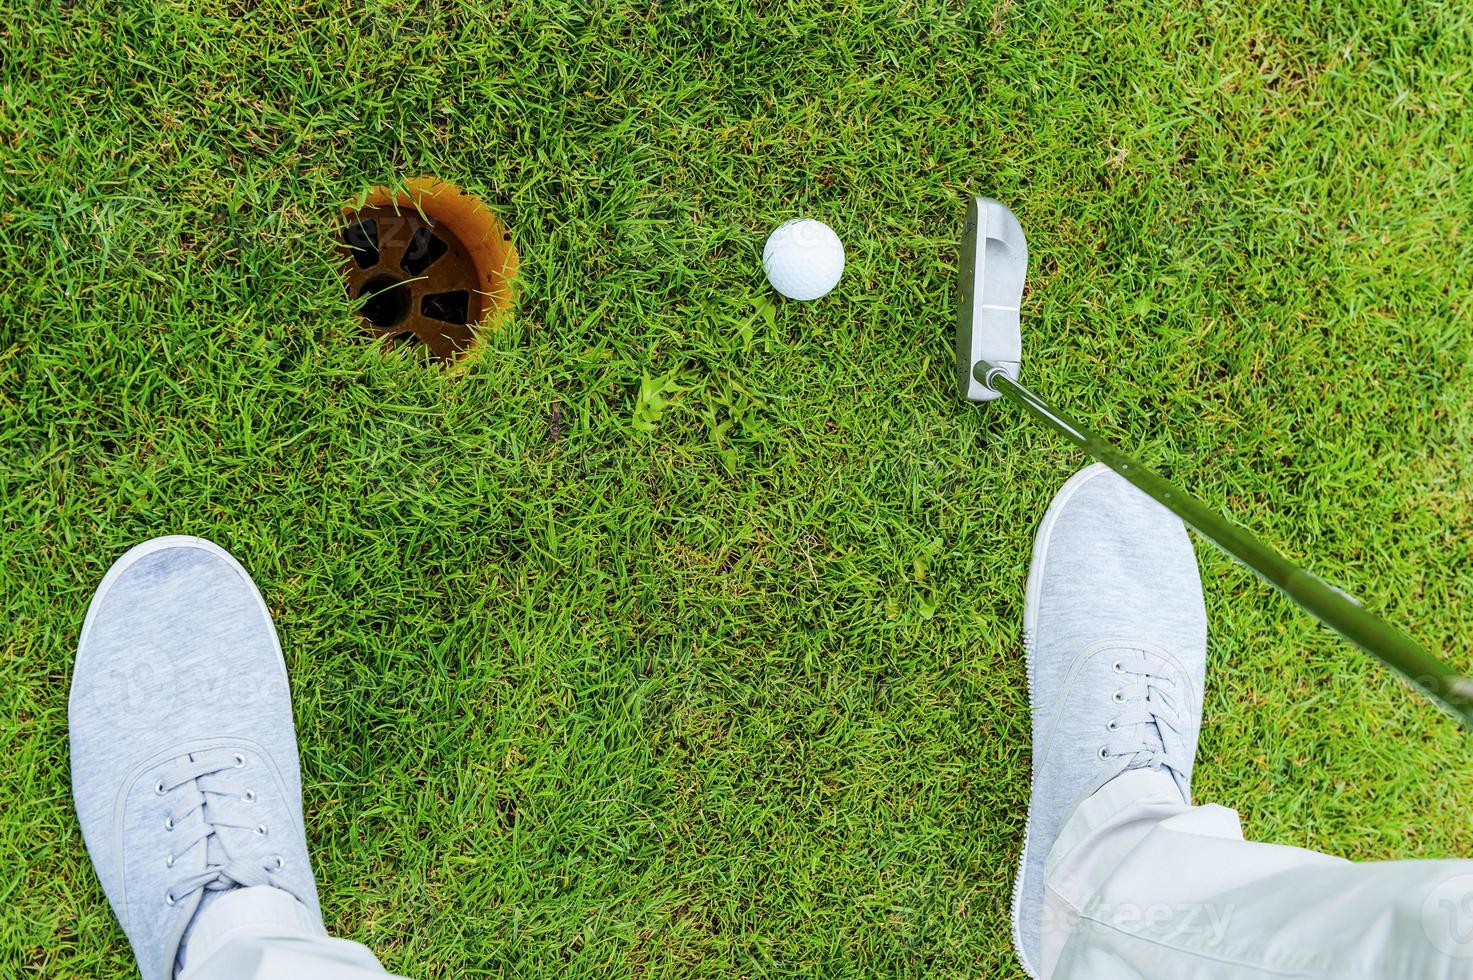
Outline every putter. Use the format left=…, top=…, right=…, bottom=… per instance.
left=957, top=196, right=1473, bottom=728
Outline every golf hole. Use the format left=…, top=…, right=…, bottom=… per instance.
left=338, top=179, right=519, bottom=362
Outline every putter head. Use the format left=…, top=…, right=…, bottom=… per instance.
left=956, top=197, right=1027, bottom=401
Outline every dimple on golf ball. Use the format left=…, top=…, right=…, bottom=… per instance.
left=763, top=218, right=844, bottom=301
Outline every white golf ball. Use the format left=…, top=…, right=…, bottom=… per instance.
left=763, top=218, right=844, bottom=301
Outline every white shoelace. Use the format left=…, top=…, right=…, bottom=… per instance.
left=1100, top=650, right=1189, bottom=780
left=159, top=751, right=283, bottom=908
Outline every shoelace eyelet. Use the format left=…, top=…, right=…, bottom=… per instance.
left=164, top=816, right=175, bottom=831
left=1112, top=660, right=1125, bottom=674
left=269, top=856, right=285, bottom=872
left=243, top=789, right=257, bottom=804
left=233, top=753, right=247, bottom=768
left=165, top=853, right=174, bottom=869
left=1112, top=690, right=1125, bottom=704
left=255, top=824, right=268, bottom=837
left=164, top=891, right=177, bottom=907
left=154, top=781, right=166, bottom=796
left=1097, top=746, right=1110, bottom=760
left=1106, top=720, right=1119, bottom=732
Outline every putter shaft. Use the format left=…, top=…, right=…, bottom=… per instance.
left=975, top=360, right=1473, bottom=729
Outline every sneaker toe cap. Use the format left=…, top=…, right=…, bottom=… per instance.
left=1032, top=466, right=1206, bottom=661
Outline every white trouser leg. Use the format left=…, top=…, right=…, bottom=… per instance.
left=178, top=886, right=408, bottom=980
left=1043, top=770, right=1473, bottom=979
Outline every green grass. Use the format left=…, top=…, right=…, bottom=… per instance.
left=2, top=0, right=1472, bottom=975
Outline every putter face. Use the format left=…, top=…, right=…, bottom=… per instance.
left=956, top=197, right=1027, bottom=401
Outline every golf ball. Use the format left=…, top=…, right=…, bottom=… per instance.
left=763, top=219, right=844, bottom=301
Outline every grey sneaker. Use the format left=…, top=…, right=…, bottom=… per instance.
left=1011, top=464, right=1207, bottom=977
left=70, top=536, right=322, bottom=980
